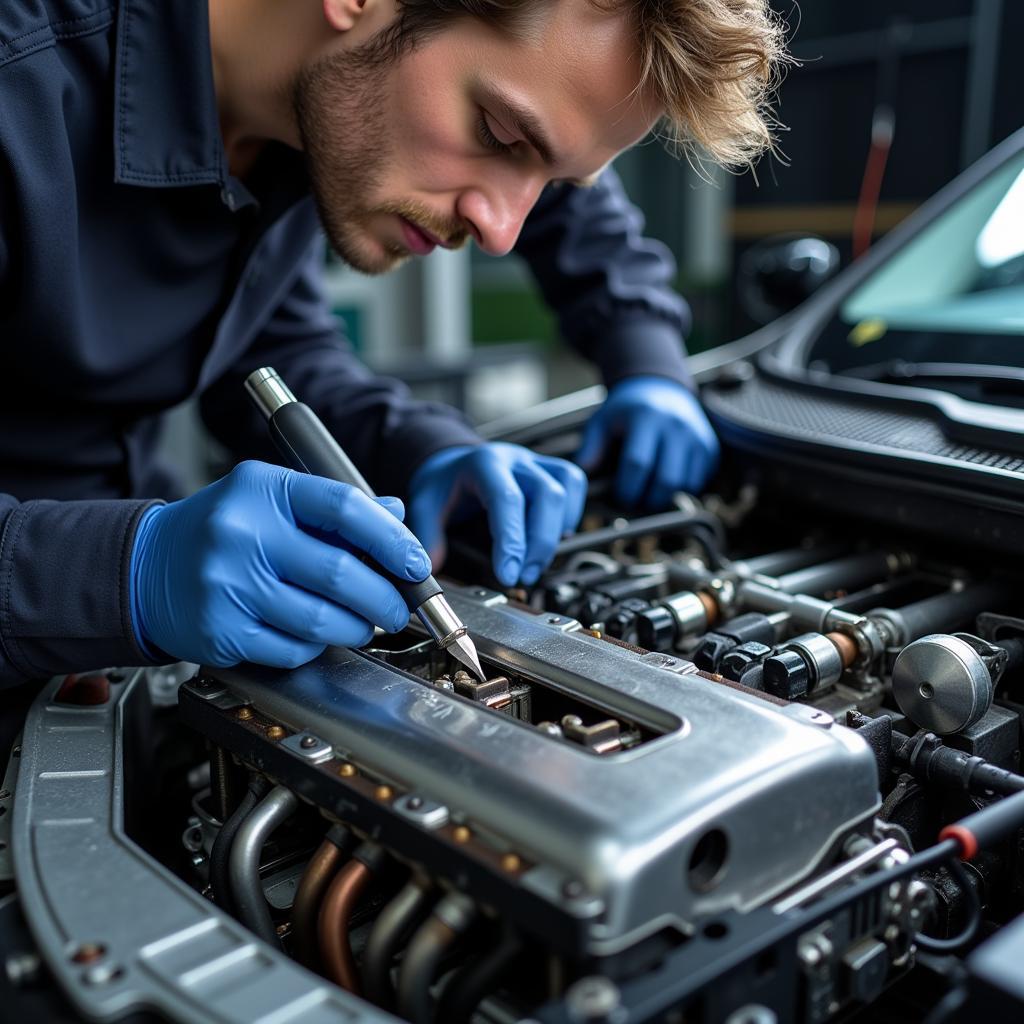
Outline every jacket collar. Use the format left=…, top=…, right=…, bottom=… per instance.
left=112, top=0, right=225, bottom=187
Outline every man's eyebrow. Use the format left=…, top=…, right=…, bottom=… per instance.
left=480, top=85, right=559, bottom=168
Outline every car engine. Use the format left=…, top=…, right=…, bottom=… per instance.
left=7, top=378, right=1024, bottom=1024
left=8, top=134, right=1024, bottom=1024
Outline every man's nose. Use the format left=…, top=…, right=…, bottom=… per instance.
left=455, top=177, right=545, bottom=257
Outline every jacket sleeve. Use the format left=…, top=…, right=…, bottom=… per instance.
left=0, top=495, right=158, bottom=687
left=514, top=166, right=694, bottom=391
left=199, top=238, right=482, bottom=499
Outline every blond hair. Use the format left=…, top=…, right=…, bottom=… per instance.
left=617, top=0, right=790, bottom=168
left=382, top=0, right=790, bottom=170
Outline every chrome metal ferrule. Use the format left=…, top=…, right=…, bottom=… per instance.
left=415, top=594, right=468, bottom=648
left=245, top=367, right=297, bottom=421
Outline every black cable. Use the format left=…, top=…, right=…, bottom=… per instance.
left=209, top=774, right=270, bottom=914
left=915, top=858, right=982, bottom=953
left=555, top=509, right=726, bottom=560
left=893, top=730, right=1024, bottom=797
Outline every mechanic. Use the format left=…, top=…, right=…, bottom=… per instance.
left=0, top=0, right=784, bottom=692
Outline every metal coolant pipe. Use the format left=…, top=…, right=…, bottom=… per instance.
left=229, top=785, right=299, bottom=946
left=774, top=550, right=907, bottom=598
left=872, top=580, right=1009, bottom=647
left=729, top=542, right=847, bottom=582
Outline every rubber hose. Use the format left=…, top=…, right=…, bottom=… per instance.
left=209, top=774, right=270, bottom=915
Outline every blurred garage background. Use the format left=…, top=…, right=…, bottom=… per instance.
left=164, top=0, right=1023, bottom=483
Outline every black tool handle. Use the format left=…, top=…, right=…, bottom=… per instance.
left=268, top=401, right=441, bottom=609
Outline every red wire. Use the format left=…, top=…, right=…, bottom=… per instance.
left=852, top=134, right=892, bottom=259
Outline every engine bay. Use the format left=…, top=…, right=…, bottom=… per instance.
left=8, top=419, right=1024, bottom=1023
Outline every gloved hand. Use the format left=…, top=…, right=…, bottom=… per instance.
left=130, top=460, right=432, bottom=668
left=408, top=443, right=587, bottom=587
left=576, top=375, right=719, bottom=509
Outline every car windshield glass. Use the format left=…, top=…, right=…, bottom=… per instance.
left=808, top=149, right=1024, bottom=396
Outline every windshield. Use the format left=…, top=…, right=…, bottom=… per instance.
left=808, top=149, right=1024, bottom=398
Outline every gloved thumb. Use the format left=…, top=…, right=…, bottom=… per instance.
left=575, top=410, right=608, bottom=471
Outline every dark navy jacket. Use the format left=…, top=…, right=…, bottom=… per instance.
left=0, top=0, right=692, bottom=687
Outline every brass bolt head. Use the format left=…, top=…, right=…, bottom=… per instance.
left=236, top=707, right=254, bottom=721
left=375, top=785, right=394, bottom=801
left=266, top=725, right=286, bottom=740
left=452, top=825, right=472, bottom=844
left=501, top=853, right=522, bottom=873
left=71, top=943, right=106, bottom=965
left=338, top=763, right=357, bottom=778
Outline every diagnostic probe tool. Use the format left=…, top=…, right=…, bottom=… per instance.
left=245, top=366, right=485, bottom=680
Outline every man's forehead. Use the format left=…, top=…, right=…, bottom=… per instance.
left=464, top=2, right=660, bottom=169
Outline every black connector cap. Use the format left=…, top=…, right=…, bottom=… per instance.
left=763, top=649, right=811, bottom=699
left=636, top=606, right=677, bottom=652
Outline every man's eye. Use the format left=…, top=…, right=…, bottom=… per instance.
left=476, top=111, right=512, bottom=154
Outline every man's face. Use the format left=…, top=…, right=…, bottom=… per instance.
left=293, top=0, right=660, bottom=275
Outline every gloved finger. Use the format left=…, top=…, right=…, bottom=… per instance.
left=681, top=443, right=705, bottom=495
left=516, top=465, right=568, bottom=586
left=646, top=433, right=689, bottom=511
left=536, top=456, right=588, bottom=535
left=286, top=474, right=431, bottom=582
left=268, top=531, right=410, bottom=634
left=615, top=415, right=660, bottom=508
left=470, top=451, right=527, bottom=586
left=682, top=426, right=720, bottom=493
left=408, top=478, right=456, bottom=569
left=234, top=626, right=326, bottom=671
left=254, top=584, right=378, bottom=648
left=375, top=496, right=406, bottom=521
left=574, top=409, right=609, bottom=470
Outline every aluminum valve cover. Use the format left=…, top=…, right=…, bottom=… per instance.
left=206, top=585, right=880, bottom=955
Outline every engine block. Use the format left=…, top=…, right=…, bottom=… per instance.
left=184, top=583, right=880, bottom=960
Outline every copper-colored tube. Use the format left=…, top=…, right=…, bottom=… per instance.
left=826, top=630, right=859, bottom=668
left=319, top=858, right=373, bottom=993
left=292, top=839, right=346, bottom=970
left=698, top=590, right=719, bottom=627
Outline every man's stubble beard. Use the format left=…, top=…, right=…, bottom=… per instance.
left=293, top=46, right=469, bottom=276
left=294, top=50, right=402, bottom=275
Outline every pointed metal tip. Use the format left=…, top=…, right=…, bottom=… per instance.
left=449, top=633, right=486, bottom=681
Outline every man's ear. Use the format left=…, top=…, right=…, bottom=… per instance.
left=323, top=0, right=367, bottom=33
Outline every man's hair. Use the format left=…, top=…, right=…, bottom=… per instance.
left=377, top=0, right=790, bottom=170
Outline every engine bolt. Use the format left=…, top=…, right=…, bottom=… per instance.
left=407, top=796, right=424, bottom=810
left=71, top=943, right=106, bottom=965
left=236, top=707, right=253, bottom=721
left=453, top=826, right=472, bottom=844
left=566, top=976, right=621, bottom=1022
left=501, top=853, right=522, bottom=873
left=300, top=735, right=317, bottom=749
left=266, top=726, right=285, bottom=740
left=338, top=763, right=357, bottom=778
left=562, top=879, right=585, bottom=900
left=375, top=785, right=394, bottom=801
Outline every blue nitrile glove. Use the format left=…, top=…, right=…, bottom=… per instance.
left=576, top=375, right=720, bottom=509
left=129, top=460, right=432, bottom=668
left=408, top=443, right=588, bottom=588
